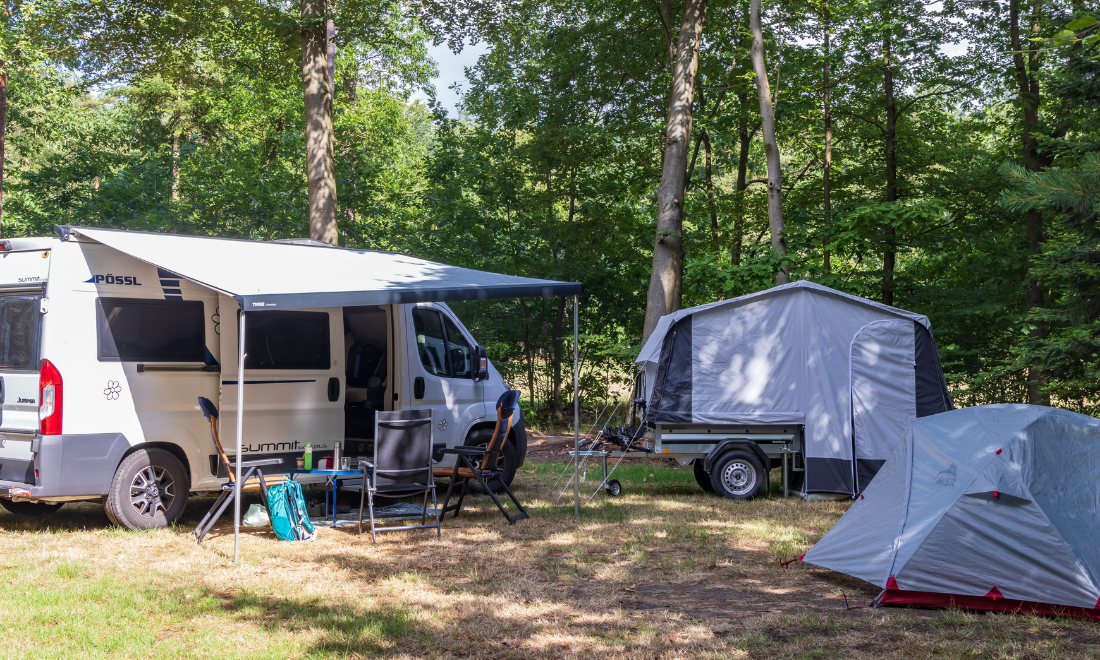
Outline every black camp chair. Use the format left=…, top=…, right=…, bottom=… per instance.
left=192, top=397, right=287, bottom=543
left=354, top=409, right=442, bottom=542
left=434, top=390, right=529, bottom=524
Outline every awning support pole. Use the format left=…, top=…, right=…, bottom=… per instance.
left=233, top=311, right=246, bottom=564
left=573, top=294, right=579, bottom=521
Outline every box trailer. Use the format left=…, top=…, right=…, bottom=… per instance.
left=635, top=281, right=953, bottom=499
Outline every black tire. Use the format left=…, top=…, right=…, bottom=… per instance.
left=462, top=430, right=519, bottom=494
left=693, top=459, right=714, bottom=493
left=105, top=449, right=190, bottom=530
left=0, top=499, right=63, bottom=516
left=605, top=479, right=622, bottom=497
left=709, top=450, right=765, bottom=500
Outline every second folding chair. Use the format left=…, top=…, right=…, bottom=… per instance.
left=435, top=390, right=529, bottom=524
left=355, top=409, right=442, bottom=542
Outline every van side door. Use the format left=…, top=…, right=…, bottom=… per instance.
left=403, top=304, right=486, bottom=455
left=219, top=298, right=343, bottom=471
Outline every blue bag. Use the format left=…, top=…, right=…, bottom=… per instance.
left=267, top=480, right=316, bottom=542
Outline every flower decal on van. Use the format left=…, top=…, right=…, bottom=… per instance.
left=438, top=419, right=447, bottom=432
left=104, top=381, right=122, bottom=400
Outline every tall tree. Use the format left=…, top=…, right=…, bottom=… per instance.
left=302, top=0, right=338, bottom=244
left=821, top=0, right=832, bottom=275
left=881, top=3, right=897, bottom=305
left=642, top=0, right=708, bottom=342
left=749, top=0, right=787, bottom=284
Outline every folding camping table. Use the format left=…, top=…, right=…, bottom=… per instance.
left=286, top=468, right=366, bottom=527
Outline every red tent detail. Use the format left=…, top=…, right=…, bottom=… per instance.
left=985, top=587, right=1004, bottom=600
left=885, top=576, right=899, bottom=590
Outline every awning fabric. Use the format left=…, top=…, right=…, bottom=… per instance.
left=63, top=226, right=581, bottom=309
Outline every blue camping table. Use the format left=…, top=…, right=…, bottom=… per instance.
left=285, top=468, right=366, bottom=527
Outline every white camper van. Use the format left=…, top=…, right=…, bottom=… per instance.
left=0, top=228, right=544, bottom=530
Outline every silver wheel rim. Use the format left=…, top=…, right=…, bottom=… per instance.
left=129, top=466, right=175, bottom=518
left=721, top=461, right=756, bottom=496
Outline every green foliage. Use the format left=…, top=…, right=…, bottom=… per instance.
left=3, top=0, right=1100, bottom=416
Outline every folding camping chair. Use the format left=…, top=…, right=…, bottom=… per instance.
left=355, top=409, right=442, bottom=542
left=193, top=397, right=287, bottom=543
left=435, top=390, right=529, bottom=524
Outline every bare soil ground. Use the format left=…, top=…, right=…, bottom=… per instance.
left=0, top=438, right=1097, bottom=658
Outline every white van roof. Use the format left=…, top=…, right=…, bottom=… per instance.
left=59, top=226, right=582, bottom=309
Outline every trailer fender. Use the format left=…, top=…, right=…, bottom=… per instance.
left=704, top=440, right=770, bottom=474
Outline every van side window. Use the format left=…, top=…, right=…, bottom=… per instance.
left=0, top=295, right=41, bottom=370
left=97, top=298, right=205, bottom=362
left=242, top=311, right=329, bottom=370
left=412, top=308, right=448, bottom=376
left=443, top=316, right=472, bottom=378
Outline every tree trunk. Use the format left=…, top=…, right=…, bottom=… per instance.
left=642, top=0, right=708, bottom=343
left=702, top=128, right=722, bottom=301
left=0, top=62, right=6, bottom=237
left=822, top=0, right=831, bottom=275
left=1010, top=0, right=1050, bottom=405
left=301, top=0, right=338, bottom=244
left=749, top=0, right=788, bottom=284
left=882, top=19, right=897, bottom=306
left=733, top=102, right=751, bottom=269
left=171, top=131, right=181, bottom=202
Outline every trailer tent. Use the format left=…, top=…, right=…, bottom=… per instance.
left=803, top=405, right=1100, bottom=620
left=635, top=281, right=953, bottom=496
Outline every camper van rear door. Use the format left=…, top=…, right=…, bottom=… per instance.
left=0, top=293, right=45, bottom=432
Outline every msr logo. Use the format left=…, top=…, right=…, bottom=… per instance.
left=934, top=464, right=957, bottom=487
left=85, top=274, right=143, bottom=286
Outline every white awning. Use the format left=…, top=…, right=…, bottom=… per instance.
left=62, top=226, right=581, bottom=309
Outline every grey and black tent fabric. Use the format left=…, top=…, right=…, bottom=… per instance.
left=635, top=281, right=953, bottom=496
left=803, top=405, right=1100, bottom=620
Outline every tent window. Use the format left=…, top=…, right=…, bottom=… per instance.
left=97, top=298, right=205, bottom=362
left=0, top=295, right=41, bottom=370
left=412, top=308, right=448, bottom=376
left=242, top=311, right=330, bottom=370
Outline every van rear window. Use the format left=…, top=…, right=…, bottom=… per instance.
left=242, top=311, right=330, bottom=370
left=97, top=298, right=206, bottom=362
left=0, top=295, right=41, bottom=370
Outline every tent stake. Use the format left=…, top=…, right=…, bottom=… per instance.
left=233, top=311, right=246, bottom=564
left=573, top=295, right=580, bottom=521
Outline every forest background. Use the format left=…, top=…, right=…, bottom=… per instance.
left=1, top=0, right=1097, bottom=428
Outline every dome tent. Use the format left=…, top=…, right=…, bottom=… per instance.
left=635, top=281, right=953, bottom=496
left=803, top=405, right=1100, bottom=620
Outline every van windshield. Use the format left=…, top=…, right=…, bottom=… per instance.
left=0, top=295, right=41, bottom=370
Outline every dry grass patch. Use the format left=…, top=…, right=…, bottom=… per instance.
left=0, top=456, right=1096, bottom=658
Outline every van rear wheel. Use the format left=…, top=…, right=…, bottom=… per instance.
left=105, top=449, right=189, bottom=530
left=0, top=499, right=63, bottom=516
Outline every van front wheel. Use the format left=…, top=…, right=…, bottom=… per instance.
left=105, top=449, right=189, bottom=530
left=462, top=429, right=519, bottom=493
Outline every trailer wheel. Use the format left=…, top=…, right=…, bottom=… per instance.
left=105, top=449, right=189, bottom=530
left=693, top=460, right=714, bottom=493
left=604, top=479, right=622, bottom=497
left=710, top=450, right=765, bottom=500
left=0, top=500, right=63, bottom=516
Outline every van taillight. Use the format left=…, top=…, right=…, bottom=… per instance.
left=39, top=359, right=63, bottom=435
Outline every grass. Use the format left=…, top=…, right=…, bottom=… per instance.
left=0, top=455, right=1096, bottom=658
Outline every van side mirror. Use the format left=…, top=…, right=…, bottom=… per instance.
left=473, top=346, right=489, bottom=381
